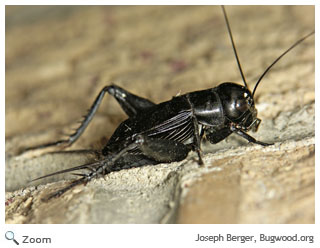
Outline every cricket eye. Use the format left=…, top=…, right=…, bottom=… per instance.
left=235, top=98, right=249, bottom=113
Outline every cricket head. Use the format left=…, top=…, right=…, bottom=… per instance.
left=217, top=82, right=260, bottom=132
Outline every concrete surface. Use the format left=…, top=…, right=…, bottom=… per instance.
left=5, top=6, right=314, bottom=223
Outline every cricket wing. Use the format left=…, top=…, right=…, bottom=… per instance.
left=142, top=110, right=194, bottom=144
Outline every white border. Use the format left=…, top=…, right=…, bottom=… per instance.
left=2, top=1, right=318, bottom=248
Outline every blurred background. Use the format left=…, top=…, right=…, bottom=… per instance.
left=6, top=6, right=314, bottom=150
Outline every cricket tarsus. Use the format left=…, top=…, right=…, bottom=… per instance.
left=30, top=7, right=313, bottom=200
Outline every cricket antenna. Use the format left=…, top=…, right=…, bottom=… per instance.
left=221, top=5, right=248, bottom=89
left=252, top=30, right=314, bottom=97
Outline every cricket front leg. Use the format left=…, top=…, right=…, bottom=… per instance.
left=230, top=125, right=273, bottom=146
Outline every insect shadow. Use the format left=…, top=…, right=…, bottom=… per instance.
left=23, top=6, right=314, bottom=201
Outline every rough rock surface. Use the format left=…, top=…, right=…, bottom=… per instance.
left=6, top=6, right=314, bottom=223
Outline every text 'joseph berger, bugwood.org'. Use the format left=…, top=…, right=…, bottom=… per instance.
left=194, top=233, right=314, bottom=244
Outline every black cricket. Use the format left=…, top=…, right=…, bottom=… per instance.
left=29, top=6, right=314, bottom=200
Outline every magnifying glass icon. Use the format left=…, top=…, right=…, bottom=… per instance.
left=5, top=231, right=19, bottom=245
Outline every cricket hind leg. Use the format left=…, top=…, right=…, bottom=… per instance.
left=103, top=134, right=192, bottom=169
left=38, top=139, right=143, bottom=200
left=107, top=85, right=156, bottom=117
left=39, top=134, right=191, bottom=200
left=134, top=135, right=191, bottom=163
left=20, top=85, right=156, bottom=154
